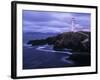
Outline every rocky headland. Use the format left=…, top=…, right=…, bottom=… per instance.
left=27, top=31, right=90, bottom=52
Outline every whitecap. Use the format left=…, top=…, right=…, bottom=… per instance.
left=23, top=43, right=33, bottom=48
left=36, top=45, right=72, bottom=55
left=61, top=56, right=74, bottom=64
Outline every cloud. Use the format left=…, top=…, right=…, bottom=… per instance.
left=51, top=12, right=73, bottom=21
left=23, top=10, right=91, bottom=33
left=23, top=21, right=71, bottom=33
left=23, top=10, right=55, bottom=22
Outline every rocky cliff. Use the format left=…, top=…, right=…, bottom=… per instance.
left=27, top=31, right=90, bottom=52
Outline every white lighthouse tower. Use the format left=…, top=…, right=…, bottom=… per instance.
left=71, top=17, right=76, bottom=32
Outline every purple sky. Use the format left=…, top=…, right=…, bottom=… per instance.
left=23, top=10, right=91, bottom=33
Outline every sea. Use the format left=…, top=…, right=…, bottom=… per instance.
left=23, top=32, right=89, bottom=69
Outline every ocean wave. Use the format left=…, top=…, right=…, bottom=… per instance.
left=23, top=44, right=72, bottom=55
left=36, top=45, right=72, bottom=55
left=61, top=56, right=74, bottom=64
left=23, top=43, right=33, bottom=48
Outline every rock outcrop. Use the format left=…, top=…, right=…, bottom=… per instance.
left=27, top=31, right=90, bottom=52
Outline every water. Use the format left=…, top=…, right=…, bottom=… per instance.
left=23, top=32, right=90, bottom=69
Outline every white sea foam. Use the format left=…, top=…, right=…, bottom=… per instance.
left=24, top=44, right=72, bottom=55
left=36, top=45, right=72, bottom=55
left=23, top=43, right=33, bottom=48
left=61, top=56, right=74, bottom=64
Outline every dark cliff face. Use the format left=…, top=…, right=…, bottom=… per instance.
left=27, top=31, right=90, bottom=52
left=53, top=32, right=90, bottom=52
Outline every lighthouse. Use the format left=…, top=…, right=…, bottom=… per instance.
left=71, top=17, right=75, bottom=32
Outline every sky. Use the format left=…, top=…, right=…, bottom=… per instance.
left=23, top=10, right=91, bottom=33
